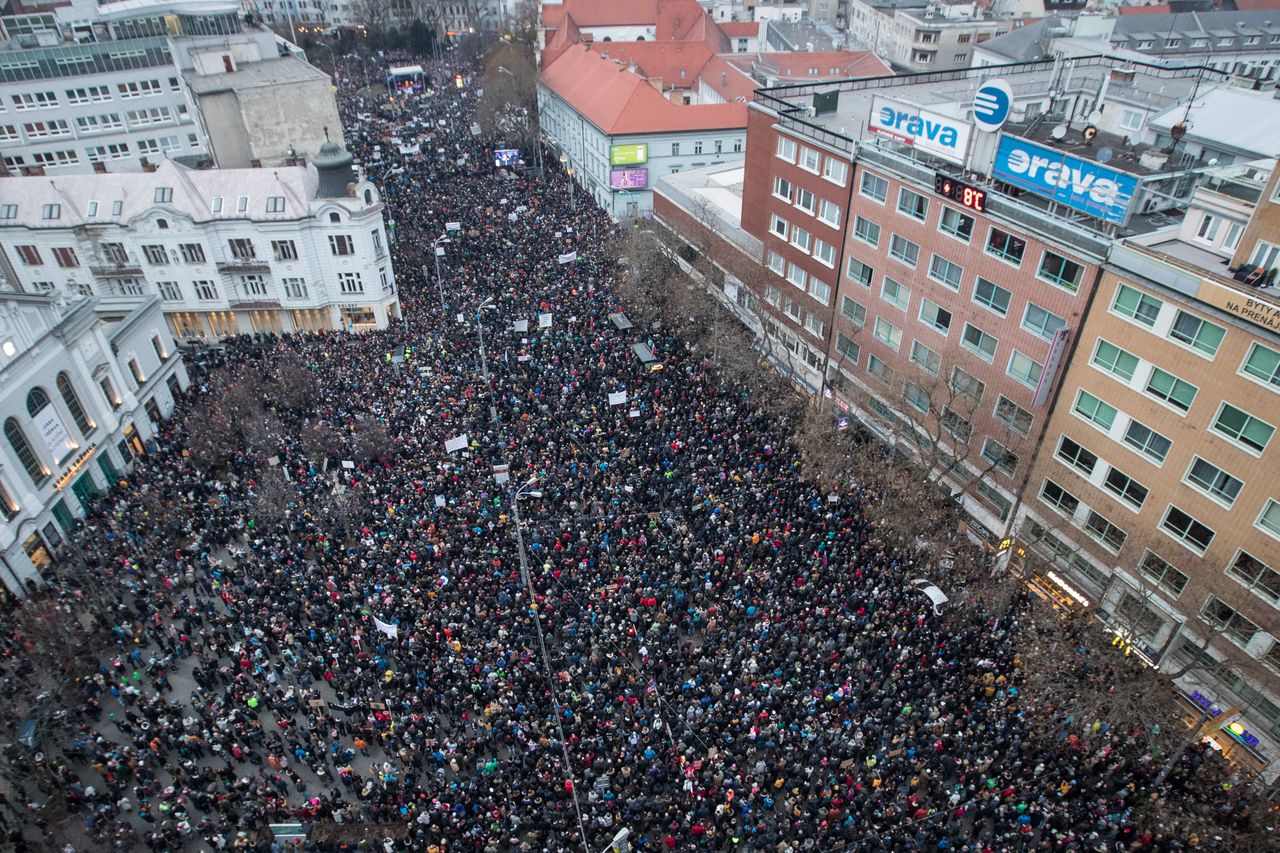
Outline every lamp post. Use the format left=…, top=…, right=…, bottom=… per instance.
left=475, top=296, right=498, bottom=424
left=431, top=234, right=450, bottom=309
left=559, top=153, right=575, bottom=211
left=509, top=478, right=591, bottom=853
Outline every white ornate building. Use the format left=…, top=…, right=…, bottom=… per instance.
left=0, top=141, right=401, bottom=338
left=0, top=290, right=187, bottom=599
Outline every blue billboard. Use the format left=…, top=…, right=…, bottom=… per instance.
left=992, top=135, right=1138, bottom=224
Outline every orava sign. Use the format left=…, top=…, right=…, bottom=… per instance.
left=869, top=96, right=971, bottom=165
left=992, top=134, right=1138, bottom=224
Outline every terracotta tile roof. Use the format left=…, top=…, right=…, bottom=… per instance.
left=541, top=0, right=658, bottom=28
left=540, top=45, right=748, bottom=135
left=589, top=40, right=715, bottom=86
left=718, top=21, right=759, bottom=37
left=698, top=56, right=759, bottom=102
left=1117, top=4, right=1172, bottom=13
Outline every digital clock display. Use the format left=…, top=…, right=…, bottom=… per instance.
left=934, top=173, right=987, bottom=213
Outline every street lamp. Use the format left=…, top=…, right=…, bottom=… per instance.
left=560, top=153, right=575, bottom=211
left=431, top=234, right=450, bottom=309
left=475, top=296, right=498, bottom=424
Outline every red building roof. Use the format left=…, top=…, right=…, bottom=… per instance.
left=540, top=45, right=747, bottom=135
left=718, top=21, right=760, bottom=38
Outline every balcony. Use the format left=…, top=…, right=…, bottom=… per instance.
left=216, top=258, right=270, bottom=273
left=89, top=261, right=143, bottom=277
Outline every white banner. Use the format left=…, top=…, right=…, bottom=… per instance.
left=538, top=313, right=552, bottom=329
left=32, top=404, right=75, bottom=461
left=373, top=617, right=398, bottom=638
left=444, top=435, right=469, bottom=453
left=557, top=251, right=577, bottom=265
left=608, top=392, right=627, bottom=406
left=869, top=95, right=972, bottom=166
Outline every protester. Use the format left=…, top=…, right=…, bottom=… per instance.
left=0, top=48, right=1259, bottom=852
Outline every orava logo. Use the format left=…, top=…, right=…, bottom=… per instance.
left=972, top=81, right=1011, bottom=130
left=1002, top=145, right=1125, bottom=206
left=877, top=106, right=962, bottom=149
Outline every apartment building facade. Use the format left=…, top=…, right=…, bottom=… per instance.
left=0, top=143, right=400, bottom=338
left=0, top=291, right=187, bottom=597
left=845, top=0, right=1013, bottom=72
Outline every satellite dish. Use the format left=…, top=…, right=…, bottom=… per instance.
left=1207, top=157, right=1219, bottom=166
left=1096, top=146, right=1114, bottom=164
left=1088, top=109, right=1104, bottom=124
left=1050, top=124, right=1068, bottom=140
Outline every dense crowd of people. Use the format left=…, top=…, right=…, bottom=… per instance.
left=0, top=46, right=1266, bottom=852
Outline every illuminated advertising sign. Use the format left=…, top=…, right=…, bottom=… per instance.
left=609, top=144, right=648, bottom=166
left=494, top=148, right=520, bottom=167
left=869, top=95, right=972, bottom=165
left=992, top=134, right=1138, bottom=224
left=610, top=167, right=648, bottom=190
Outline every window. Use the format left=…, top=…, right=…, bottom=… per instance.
left=1007, top=350, right=1043, bottom=388
left=23, top=120, right=71, bottom=140
left=818, top=199, right=841, bottom=228
left=982, top=438, right=1018, bottom=475
left=16, top=245, right=42, bottom=266
left=859, top=171, right=888, bottom=202
left=1163, top=505, right=1215, bottom=553
left=1145, top=368, right=1197, bottom=412
left=995, top=396, right=1033, bottom=436
left=867, top=354, right=892, bottom=383
left=766, top=251, right=786, bottom=276
left=846, top=258, right=873, bottom=287
left=1085, top=511, right=1127, bottom=552
left=211, top=196, right=224, bottom=214
left=1022, top=303, right=1066, bottom=341
left=919, top=299, right=952, bottom=335
left=903, top=382, right=930, bottom=413
left=40, top=203, right=61, bottom=221
left=4, top=418, right=45, bottom=486
left=873, top=318, right=902, bottom=352
left=800, top=147, right=820, bottom=172
left=228, top=238, right=256, bottom=260
left=783, top=296, right=801, bottom=323
left=0, top=480, right=16, bottom=521
left=986, top=228, right=1025, bottom=264
left=157, top=281, right=181, bottom=301
left=1259, top=500, right=1280, bottom=539
left=1104, top=466, right=1149, bottom=510
left=117, top=80, right=161, bottom=98
left=283, top=278, right=308, bottom=299
left=32, top=150, right=78, bottom=167
left=910, top=340, right=941, bottom=376
left=75, top=112, right=122, bottom=134
left=1073, top=390, right=1115, bottom=432
left=881, top=277, right=910, bottom=310
left=0, top=205, right=16, bottom=220
left=1200, top=596, right=1259, bottom=648
left=1038, top=252, right=1084, bottom=292
left=776, top=136, right=797, bottom=162
left=961, top=323, right=997, bottom=363
left=1040, top=479, right=1080, bottom=516
left=12, top=91, right=56, bottom=110
left=773, top=176, right=792, bottom=202
left=339, top=272, right=364, bottom=294
left=897, top=188, right=928, bottom=221
left=813, top=239, right=835, bottom=267
left=1056, top=436, right=1098, bottom=475
left=835, top=332, right=859, bottom=363
left=841, top=297, right=866, bottom=328
left=1196, top=214, right=1221, bottom=243
left=266, top=196, right=286, bottom=213
left=823, top=159, right=848, bottom=186
left=269, top=240, right=297, bottom=262
left=66, top=85, right=111, bottom=104
left=53, top=247, right=79, bottom=268
left=1212, top=403, right=1274, bottom=453
left=809, top=277, right=831, bottom=305
left=1227, top=552, right=1280, bottom=607
left=194, top=280, right=218, bottom=301
left=770, top=214, right=788, bottom=239
left=1186, top=457, right=1243, bottom=506
left=179, top=243, right=205, bottom=264
left=889, top=235, right=919, bottom=267
left=1092, top=339, right=1139, bottom=381
left=852, top=216, right=880, bottom=247
left=976, top=481, right=1012, bottom=520
left=765, top=284, right=782, bottom=308
left=938, top=207, right=973, bottom=241
left=1110, top=285, right=1161, bottom=329
left=941, top=408, right=972, bottom=442
left=236, top=196, right=248, bottom=214
left=786, top=262, right=807, bottom=290
left=1241, top=343, right=1280, bottom=389
left=671, top=142, right=680, bottom=156
left=927, top=254, right=962, bottom=290
left=127, top=357, right=144, bottom=386
left=1169, top=311, right=1225, bottom=357
left=1140, top=551, right=1188, bottom=597
left=973, top=278, right=1010, bottom=316
left=153, top=187, right=172, bottom=204
left=804, top=312, right=825, bottom=339
left=795, top=187, right=816, bottom=214
left=950, top=366, right=985, bottom=403
left=138, top=244, right=164, bottom=266
left=1122, top=419, right=1171, bottom=464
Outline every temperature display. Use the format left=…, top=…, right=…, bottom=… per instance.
left=934, top=173, right=987, bottom=212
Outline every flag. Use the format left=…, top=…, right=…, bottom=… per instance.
left=557, top=251, right=577, bottom=265
left=373, top=617, right=398, bottom=638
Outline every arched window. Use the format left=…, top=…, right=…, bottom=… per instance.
left=26, top=387, right=50, bottom=417
left=4, top=418, right=45, bottom=486
left=364, top=189, right=374, bottom=205
left=57, top=373, right=93, bottom=437
left=329, top=211, right=341, bottom=223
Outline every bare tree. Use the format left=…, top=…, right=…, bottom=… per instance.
left=475, top=43, right=538, bottom=148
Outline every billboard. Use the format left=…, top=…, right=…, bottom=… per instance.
left=609, top=144, right=647, bottom=166
left=992, top=134, right=1138, bottom=224
left=610, top=167, right=648, bottom=190
left=869, top=95, right=972, bottom=165
left=494, top=148, right=520, bottom=167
